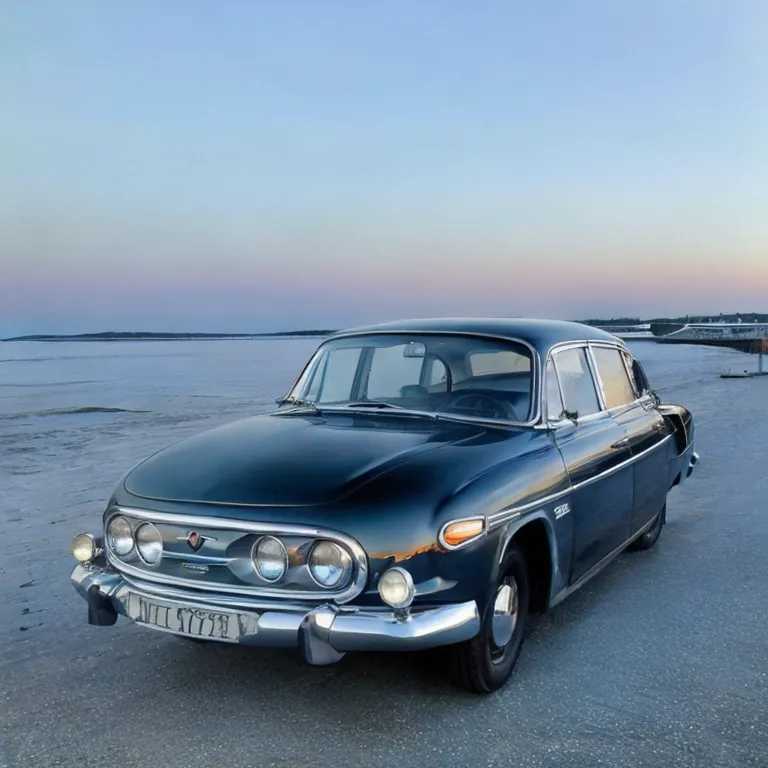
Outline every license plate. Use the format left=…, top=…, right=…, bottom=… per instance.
left=126, top=593, right=252, bottom=642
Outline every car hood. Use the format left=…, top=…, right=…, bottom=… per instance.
left=123, top=411, right=487, bottom=507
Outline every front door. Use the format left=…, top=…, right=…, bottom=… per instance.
left=547, top=347, right=634, bottom=585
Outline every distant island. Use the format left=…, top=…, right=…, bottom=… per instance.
left=1, top=330, right=337, bottom=342
left=3, top=313, right=766, bottom=342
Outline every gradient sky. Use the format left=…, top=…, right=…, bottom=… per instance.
left=2, top=1, right=766, bottom=335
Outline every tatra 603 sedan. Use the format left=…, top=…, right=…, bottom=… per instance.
left=71, top=319, right=698, bottom=693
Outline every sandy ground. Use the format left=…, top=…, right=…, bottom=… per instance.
left=1, top=347, right=767, bottom=767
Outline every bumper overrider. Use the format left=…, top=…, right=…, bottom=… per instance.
left=70, top=560, right=481, bottom=664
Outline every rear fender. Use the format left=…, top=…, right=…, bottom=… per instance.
left=659, top=403, right=696, bottom=487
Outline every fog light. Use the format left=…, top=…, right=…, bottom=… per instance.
left=72, top=533, right=97, bottom=563
left=378, top=567, right=414, bottom=609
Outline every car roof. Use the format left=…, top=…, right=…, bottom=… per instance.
left=328, top=317, right=623, bottom=356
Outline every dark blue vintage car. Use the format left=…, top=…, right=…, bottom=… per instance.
left=71, top=318, right=698, bottom=692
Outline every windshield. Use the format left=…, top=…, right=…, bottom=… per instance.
left=284, top=333, right=535, bottom=423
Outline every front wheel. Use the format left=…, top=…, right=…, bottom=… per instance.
left=627, top=504, right=666, bottom=551
left=446, top=543, right=530, bottom=694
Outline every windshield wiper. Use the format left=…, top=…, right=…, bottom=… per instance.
left=343, top=401, right=405, bottom=410
left=275, top=396, right=320, bottom=411
left=331, top=402, right=438, bottom=421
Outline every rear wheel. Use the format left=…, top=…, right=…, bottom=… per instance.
left=627, top=504, right=666, bottom=551
left=447, top=543, right=529, bottom=693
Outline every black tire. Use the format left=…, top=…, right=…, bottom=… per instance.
left=446, top=543, right=530, bottom=694
left=627, top=504, right=666, bottom=552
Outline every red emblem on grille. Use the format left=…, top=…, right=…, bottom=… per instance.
left=187, top=531, right=203, bottom=551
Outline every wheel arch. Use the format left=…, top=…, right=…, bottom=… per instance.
left=497, top=513, right=559, bottom=614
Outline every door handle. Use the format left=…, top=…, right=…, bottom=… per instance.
left=612, top=437, right=629, bottom=449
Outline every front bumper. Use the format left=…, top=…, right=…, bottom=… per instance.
left=687, top=450, right=700, bottom=478
left=70, top=563, right=480, bottom=664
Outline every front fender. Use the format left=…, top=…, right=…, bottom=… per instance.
left=495, top=504, right=572, bottom=609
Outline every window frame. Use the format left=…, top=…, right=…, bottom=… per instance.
left=282, top=330, right=542, bottom=427
left=588, top=344, right=638, bottom=412
left=543, top=340, right=644, bottom=426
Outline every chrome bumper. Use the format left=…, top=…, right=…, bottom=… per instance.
left=70, top=563, right=480, bottom=664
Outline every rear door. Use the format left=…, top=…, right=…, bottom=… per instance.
left=547, top=345, right=634, bottom=584
left=589, top=344, right=673, bottom=533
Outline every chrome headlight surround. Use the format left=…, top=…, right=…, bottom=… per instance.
left=308, top=540, right=353, bottom=589
left=251, top=535, right=289, bottom=583
left=106, top=515, right=134, bottom=556
left=101, top=506, right=370, bottom=604
left=135, top=522, right=163, bottom=566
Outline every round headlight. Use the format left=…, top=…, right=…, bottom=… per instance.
left=72, top=533, right=97, bottom=563
left=135, top=523, right=163, bottom=566
left=378, top=567, right=414, bottom=609
left=252, top=536, right=288, bottom=583
left=308, top=541, right=352, bottom=589
left=107, top=515, right=134, bottom=556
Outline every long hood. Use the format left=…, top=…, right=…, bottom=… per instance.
left=123, top=412, right=489, bottom=507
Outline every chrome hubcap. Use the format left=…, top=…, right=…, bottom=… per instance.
left=491, top=579, right=518, bottom=648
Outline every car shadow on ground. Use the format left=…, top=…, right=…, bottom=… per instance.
left=123, top=549, right=639, bottom=710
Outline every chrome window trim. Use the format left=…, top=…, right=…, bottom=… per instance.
left=539, top=339, right=650, bottom=427
left=104, top=507, right=369, bottom=604
left=544, top=342, right=604, bottom=423
left=588, top=343, right=638, bottom=412
left=544, top=355, right=567, bottom=423
left=487, top=433, right=673, bottom=529
left=584, top=345, right=608, bottom=411
left=438, top=515, right=488, bottom=551
left=278, top=330, right=542, bottom=428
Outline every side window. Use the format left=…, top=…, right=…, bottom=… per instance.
left=631, top=358, right=651, bottom=396
left=591, top=346, right=636, bottom=409
left=622, top=351, right=639, bottom=396
left=545, top=358, right=564, bottom=421
left=552, top=347, right=601, bottom=417
left=366, top=344, right=424, bottom=399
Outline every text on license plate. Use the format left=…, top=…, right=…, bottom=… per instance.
left=127, top=594, right=247, bottom=641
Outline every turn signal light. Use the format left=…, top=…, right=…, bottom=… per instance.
left=441, top=518, right=485, bottom=548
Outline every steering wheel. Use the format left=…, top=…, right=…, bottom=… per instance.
left=444, top=390, right=519, bottom=421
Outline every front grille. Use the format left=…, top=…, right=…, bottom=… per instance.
left=104, top=506, right=368, bottom=604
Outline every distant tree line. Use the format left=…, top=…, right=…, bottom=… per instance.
left=2, top=330, right=337, bottom=342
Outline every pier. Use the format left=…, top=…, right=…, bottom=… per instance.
left=658, top=322, right=768, bottom=377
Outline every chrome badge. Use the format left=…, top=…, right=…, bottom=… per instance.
left=177, top=531, right=217, bottom=551
left=182, top=562, right=210, bottom=574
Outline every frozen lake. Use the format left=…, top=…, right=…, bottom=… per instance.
left=1, top=337, right=766, bottom=767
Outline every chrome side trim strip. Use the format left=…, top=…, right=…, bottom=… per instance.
left=487, top=488, right=570, bottom=529
left=104, top=507, right=369, bottom=605
left=570, top=433, right=672, bottom=492
left=549, top=513, right=658, bottom=608
left=487, top=434, right=673, bottom=530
